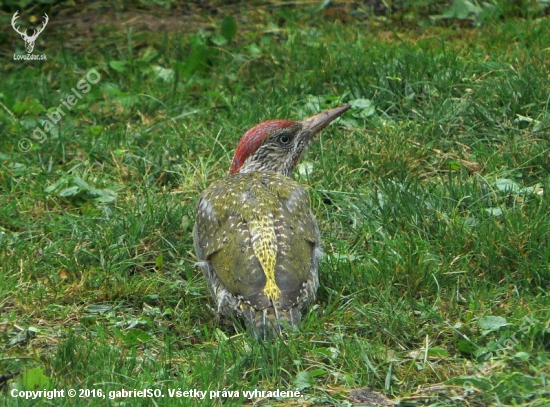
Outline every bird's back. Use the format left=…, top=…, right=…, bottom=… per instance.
left=193, top=171, right=320, bottom=337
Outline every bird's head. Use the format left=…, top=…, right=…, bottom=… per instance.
left=229, top=105, right=351, bottom=176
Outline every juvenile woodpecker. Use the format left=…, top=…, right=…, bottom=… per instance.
left=193, top=105, right=350, bottom=338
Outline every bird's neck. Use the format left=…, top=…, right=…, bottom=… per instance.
left=235, top=161, right=293, bottom=177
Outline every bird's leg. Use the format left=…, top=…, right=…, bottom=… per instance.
left=289, top=307, right=301, bottom=328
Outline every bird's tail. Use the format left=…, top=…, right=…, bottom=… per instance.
left=243, top=302, right=301, bottom=340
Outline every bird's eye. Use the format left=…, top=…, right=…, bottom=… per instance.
left=278, top=133, right=291, bottom=145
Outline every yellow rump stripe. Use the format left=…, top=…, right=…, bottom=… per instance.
left=249, top=217, right=280, bottom=302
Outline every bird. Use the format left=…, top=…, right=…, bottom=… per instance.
left=193, top=104, right=351, bottom=338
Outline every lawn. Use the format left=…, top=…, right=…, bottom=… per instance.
left=1, top=1, right=549, bottom=405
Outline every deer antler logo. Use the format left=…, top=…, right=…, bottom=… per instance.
left=11, top=11, right=49, bottom=54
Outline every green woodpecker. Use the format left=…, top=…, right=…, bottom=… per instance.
left=193, top=105, right=350, bottom=338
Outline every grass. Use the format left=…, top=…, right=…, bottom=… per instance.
left=1, top=1, right=549, bottom=405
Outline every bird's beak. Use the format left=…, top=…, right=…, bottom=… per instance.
left=299, top=104, right=351, bottom=135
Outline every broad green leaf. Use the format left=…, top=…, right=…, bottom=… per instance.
left=448, top=160, right=462, bottom=171
left=211, top=35, right=228, bottom=47
left=350, top=98, right=375, bottom=118
left=248, top=43, right=261, bottom=56
left=428, top=347, right=449, bottom=357
left=457, top=339, right=476, bottom=354
left=494, top=178, right=520, bottom=193
left=95, top=190, right=116, bottom=203
left=13, top=99, right=46, bottom=116
left=152, top=65, right=174, bottom=82
left=447, top=376, right=492, bottom=390
left=479, top=316, right=509, bottom=333
left=121, top=328, right=152, bottom=346
left=44, top=177, right=67, bottom=193
left=443, top=0, right=482, bottom=19
left=86, top=125, right=103, bottom=136
left=109, top=60, right=127, bottom=73
left=22, top=367, right=50, bottom=390
left=86, top=304, right=114, bottom=313
left=313, top=347, right=339, bottom=360
left=59, top=186, right=80, bottom=197
left=73, top=175, right=91, bottom=190
left=484, top=207, right=503, bottom=217
left=182, top=35, right=208, bottom=77
left=138, top=46, right=158, bottom=63
left=220, top=15, right=237, bottom=43
left=294, top=371, right=313, bottom=390
left=513, top=351, right=530, bottom=360
left=309, top=368, right=327, bottom=378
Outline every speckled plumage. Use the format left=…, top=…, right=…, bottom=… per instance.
left=193, top=172, right=321, bottom=334
left=193, top=105, right=350, bottom=338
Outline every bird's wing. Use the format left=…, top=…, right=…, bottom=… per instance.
left=194, top=174, right=270, bottom=309
left=268, top=176, right=320, bottom=309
